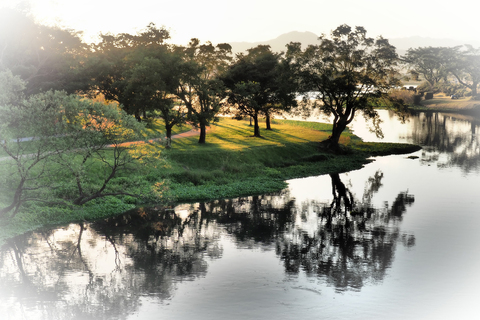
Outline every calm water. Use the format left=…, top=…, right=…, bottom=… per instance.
left=1, top=110, right=480, bottom=320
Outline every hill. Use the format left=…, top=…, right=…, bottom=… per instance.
left=228, top=31, right=319, bottom=54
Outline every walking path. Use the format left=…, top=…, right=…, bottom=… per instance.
left=0, top=126, right=207, bottom=162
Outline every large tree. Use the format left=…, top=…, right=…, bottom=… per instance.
left=223, top=45, right=297, bottom=137
left=123, top=46, right=187, bottom=146
left=173, top=39, right=233, bottom=143
left=446, top=45, right=480, bottom=97
left=292, top=25, right=399, bottom=151
left=402, top=46, right=451, bottom=87
left=0, top=73, right=146, bottom=217
left=87, top=23, right=171, bottom=120
left=0, top=8, right=88, bottom=95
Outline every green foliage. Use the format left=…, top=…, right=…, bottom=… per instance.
left=416, top=81, right=433, bottom=93
left=223, top=45, right=298, bottom=137
left=0, top=83, right=148, bottom=217
left=169, top=178, right=288, bottom=203
left=173, top=39, right=233, bottom=143
left=437, top=82, right=468, bottom=97
left=86, top=24, right=171, bottom=121
left=0, top=8, right=88, bottom=95
left=403, top=46, right=451, bottom=87
left=291, top=24, right=399, bottom=150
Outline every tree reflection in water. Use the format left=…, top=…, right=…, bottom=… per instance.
left=406, top=112, right=480, bottom=172
left=276, top=171, right=415, bottom=292
left=0, top=208, right=223, bottom=320
left=0, top=171, right=415, bottom=319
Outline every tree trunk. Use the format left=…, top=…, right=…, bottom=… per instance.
left=0, top=178, right=25, bottom=218
left=322, top=118, right=347, bottom=151
left=165, top=125, right=172, bottom=148
left=198, top=123, right=206, bottom=144
left=253, top=111, right=261, bottom=137
left=134, top=109, right=141, bottom=121
left=266, top=112, right=272, bottom=130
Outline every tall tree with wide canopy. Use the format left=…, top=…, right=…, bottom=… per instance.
left=173, top=39, right=233, bottom=143
left=402, top=46, right=452, bottom=87
left=292, top=25, right=399, bottom=151
left=87, top=23, right=171, bottom=120
left=445, top=45, right=480, bottom=97
left=223, top=45, right=297, bottom=137
left=0, top=8, right=88, bottom=95
left=123, top=46, right=187, bottom=146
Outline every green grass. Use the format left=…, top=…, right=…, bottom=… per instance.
left=0, top=117, right=421, bottom=246
left=143, top=118, right=191, bottom=138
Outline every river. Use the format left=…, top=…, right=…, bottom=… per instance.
left=1, top=110, right=479, bottom=319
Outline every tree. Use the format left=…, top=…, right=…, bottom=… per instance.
left=53, top=96, right=147, bottom=206
left=123, top=47, right=187, bottom=147
left=86, top=23, right=171, bottom=121
left=0, top=8, right=88, bottom=95
left=446, top=45, right=480, bottom=97
left=0, top=76, right=146, bottom=217
left=173, top=39, right=233, bottom=143
left=402, top=46, right=451, bottom=87
left=223, top=45, right=297, bottom=137
left=292, top=25, right=399, bottom=151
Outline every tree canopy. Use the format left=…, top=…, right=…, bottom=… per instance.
left=0, top=72, right=147, bottom=217
left=223, top=45, right=297, bottom=137
left=402, top=46, right=452, bottom=87
left=0, top=8, right=88, bottom=95
left=291, top=25, right=399, bottom=151
left=173, top=39, right=233, bottom=143
left=446, top=45, right=480, bottom=97
left=86, top=23, right=172, bottom=120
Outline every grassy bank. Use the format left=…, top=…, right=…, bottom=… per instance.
left=0, top=118, right=420, bottom=246
left=413, top=93, right=480, bottom=116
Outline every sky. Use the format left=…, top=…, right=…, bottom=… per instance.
left=1, top=0, right=479, bottom=45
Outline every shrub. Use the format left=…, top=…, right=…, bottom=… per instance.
left=389, top=89, right=416, bottom=105
left=416, top=81, right=432, bottom=94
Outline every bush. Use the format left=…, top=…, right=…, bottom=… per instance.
left=413, top=95, right=422, bottom=105
left=389, top=89, right=416, bottom=105
left=416, top=81, right=432, bottom=94
left=425, top=92, right=434, bottom=100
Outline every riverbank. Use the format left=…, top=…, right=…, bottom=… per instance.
left=0, top=118, right=421, bottom=246
left=413, top=93, right=480, bottom=116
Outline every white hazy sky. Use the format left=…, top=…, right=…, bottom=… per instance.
left=2, top=0, right=479, bottom=45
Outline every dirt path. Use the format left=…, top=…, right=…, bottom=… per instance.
left=116, top=126, right=208, bottom=147
left=0, top=126, right=208, bottom=162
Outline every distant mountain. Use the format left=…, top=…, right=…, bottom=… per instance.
left=228, top=32, right=480, bottom=56
left=228, top=31, right=319, bottom=54
left=389, top=36, right=480, bottom=56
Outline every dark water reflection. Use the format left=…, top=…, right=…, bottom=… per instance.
left=353, top=110, right=480, bottom=173
left=278, top=172, right=415, bottom=292
left=408, top=112, right=480, bottom=172
left=2, top=110, right=480, bottom=319
left=0, top=171, right=415, bottom=319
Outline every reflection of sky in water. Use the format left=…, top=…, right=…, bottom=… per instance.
left=1, top=111, right=480, bottom=319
